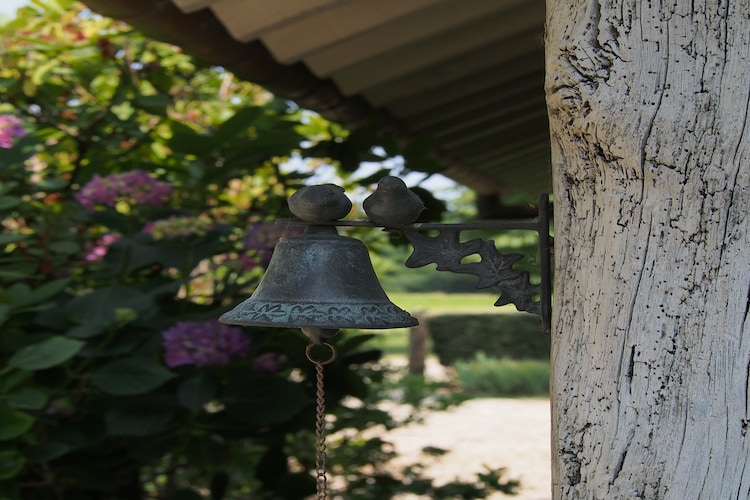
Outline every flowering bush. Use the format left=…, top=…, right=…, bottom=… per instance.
left=162, top=321, right=250, bottom=368
left=74, top=170, right=173, bottom=212
left=0, top=115, right=25, bottom=148
left=0, top=3, right=516, bottom=499
left=0, top=4, right=384, bottom=498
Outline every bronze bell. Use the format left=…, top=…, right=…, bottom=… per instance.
left=220, top=185, right=417, bottom=339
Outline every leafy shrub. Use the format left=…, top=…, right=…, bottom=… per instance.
left=0, top=3, right=522, bottom=498
left=429, top=313, right=550, bottom=366
left=454, top=353, right=550, bottom=396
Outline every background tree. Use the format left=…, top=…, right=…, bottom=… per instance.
left=546, top=1, right=750, bottom=497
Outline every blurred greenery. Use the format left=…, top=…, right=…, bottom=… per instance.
left=455, top=354, right=550, bottom=397
left=0, top=2, right=525, bottom=498
left=429, top=313, right=549, bottom=366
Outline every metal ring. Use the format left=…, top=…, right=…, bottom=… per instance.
left=306, top=342, right=337, bottom=366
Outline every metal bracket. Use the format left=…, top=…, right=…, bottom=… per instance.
left=390, top=193, right=552, bottom=334
left=316, top=193, right=553, bottom=334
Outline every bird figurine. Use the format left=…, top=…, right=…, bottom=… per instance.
left=288, top=184, right=352, bottom=222
left=363, top=176, right=425, bottom=226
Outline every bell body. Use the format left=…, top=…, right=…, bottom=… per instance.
left=220, top=227, right=417, bottom=330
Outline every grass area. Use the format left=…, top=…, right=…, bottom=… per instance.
left=387, top=292, right=510, bottom=314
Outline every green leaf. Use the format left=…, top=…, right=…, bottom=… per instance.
left=6, top=387, right=48, bottom=410
left=0, top=404, right=35, bottom=440
left=64, top=285, right=155, bottom=328
left=111, top=101, right=134, bottom=121
left=104, top=407, right=175, bottom=437
left=30, top=58, right=59, bottom=86
left=177, top=376, right=217, bottom=413
left=0, top=233, right=30, bottom=245
left=214, top=106, right=263, bottom=143
left=36, top=178, right=68, bottom=191
left=103, top=239, right=163, bottom=275
left=8, top=336, right=84, bottom=370
left=223, top=372, right=310, bottom=427
left=0, top=449, right=25, bottom=480
left=47, top=240, right=79, bottom=254
left=66, top=323, right=106, bottom=339
left=0, top=181, right=19, bottom=195
left=24, top=442, right=72, bottom=463
left=7, top=278, right=70, bottom=309
left=168, top=127, right=215, bottom=155
left=28, top=277, right=71, bottom=305
left=0, top=370, right=32, bottom=392
left=6, top=283, right=31, bottom=308
left=0, top=196, right=21, bottom=210
left=90, top=357, right=175, bottom=396
left=0, top=304, right=9, bottom=326
left=134, top=93, right=171, bottom=116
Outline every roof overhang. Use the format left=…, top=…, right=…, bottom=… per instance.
left=81, top=0, right=550, bottom=196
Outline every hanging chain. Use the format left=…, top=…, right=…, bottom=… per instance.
left=306, top=342, right=337, bottom=500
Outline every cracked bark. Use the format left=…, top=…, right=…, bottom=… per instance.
left=546, top=1, right=750, bottom=498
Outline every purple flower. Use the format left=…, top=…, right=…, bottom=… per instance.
left=0, top=115, right=26, bottom=148
left=82, top=233, right=121, bottom=262
left=75, top=170, right=173, bottom=212
left=161, top=320, right=250, bottom=368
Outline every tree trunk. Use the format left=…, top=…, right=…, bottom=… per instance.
left=545, top=1, right=750, bottom=498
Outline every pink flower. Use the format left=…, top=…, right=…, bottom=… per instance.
left=0, top=115, right=26, bottom=148
left=161, top=321, right=250, bottom=368
left=82, top=233, right=121, bottom=262
left=75, top=170, right=173, bottom=212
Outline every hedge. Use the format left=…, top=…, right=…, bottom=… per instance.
left=428, top=313, right=550, bottom=366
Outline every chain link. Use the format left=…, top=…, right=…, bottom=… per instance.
left=306, top=342, right=337, bottom=500
left=314, top=361, right=328, bottom=499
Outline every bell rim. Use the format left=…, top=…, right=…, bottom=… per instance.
left=220, top=298, right=418, bottom=330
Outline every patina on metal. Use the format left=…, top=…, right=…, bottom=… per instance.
left=219, top=225, right=418, bottom=332
left=219, top=183, right=418, bottom=338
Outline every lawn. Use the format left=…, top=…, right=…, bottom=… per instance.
left=387, top=292, right=513, bottom=314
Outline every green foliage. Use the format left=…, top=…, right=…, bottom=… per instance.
left=0, top=3, right=519, bottom=498
left=429, top=313, right=549, bottom=366
left=0, top=3, right=349, bottom=496
left=455, top=354, right=550, bottom=397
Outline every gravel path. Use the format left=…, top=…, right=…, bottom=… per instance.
left=383, top=397, right=552, bottom=499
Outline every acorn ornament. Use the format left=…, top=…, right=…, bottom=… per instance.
left=363, top=176, right=425, bottom=226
